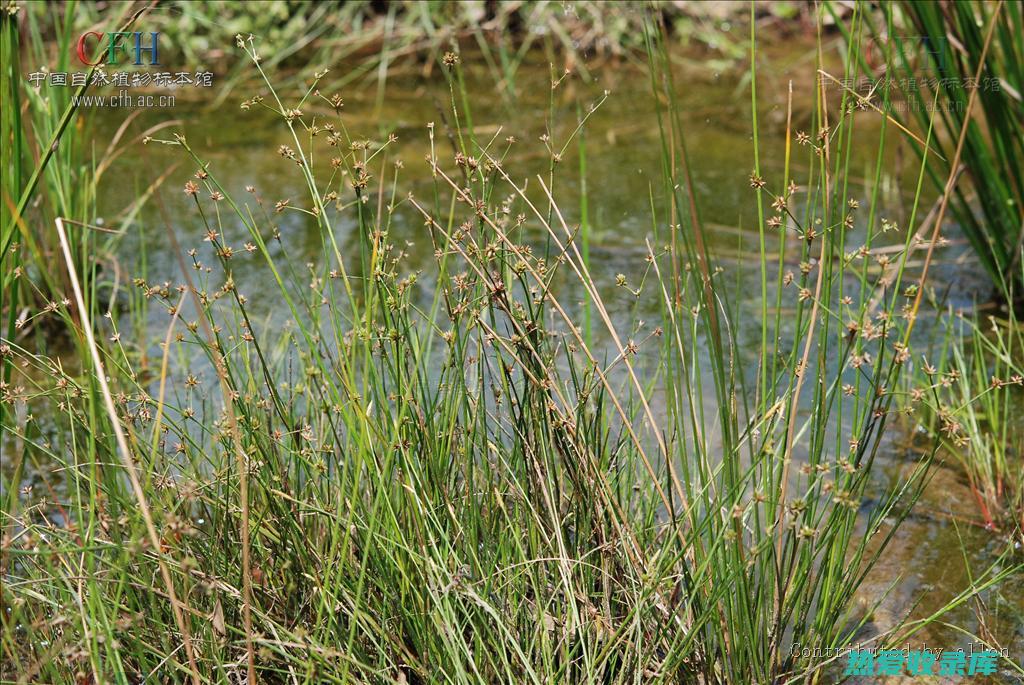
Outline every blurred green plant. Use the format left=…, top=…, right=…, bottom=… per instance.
left=836, top=0, right=1023, bottom=303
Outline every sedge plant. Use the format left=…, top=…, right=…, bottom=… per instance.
left=2, top=7, right=1018, bottom=685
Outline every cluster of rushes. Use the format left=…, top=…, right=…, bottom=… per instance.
left=2, top=3, right=1022, bottom=685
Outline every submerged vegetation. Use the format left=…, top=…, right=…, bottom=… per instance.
left=2, top=2, right=1021, bottom=683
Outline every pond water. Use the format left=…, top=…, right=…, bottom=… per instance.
left=6, top=32, right=1021, bottom=677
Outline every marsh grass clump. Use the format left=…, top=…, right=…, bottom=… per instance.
left=2, top=6, right=1020, bottom=685
left=1, top=2, right=180, bottom=409
left=905, top=294, right=1024, bottom=540
left=19, top=1, right=762, bottom=104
